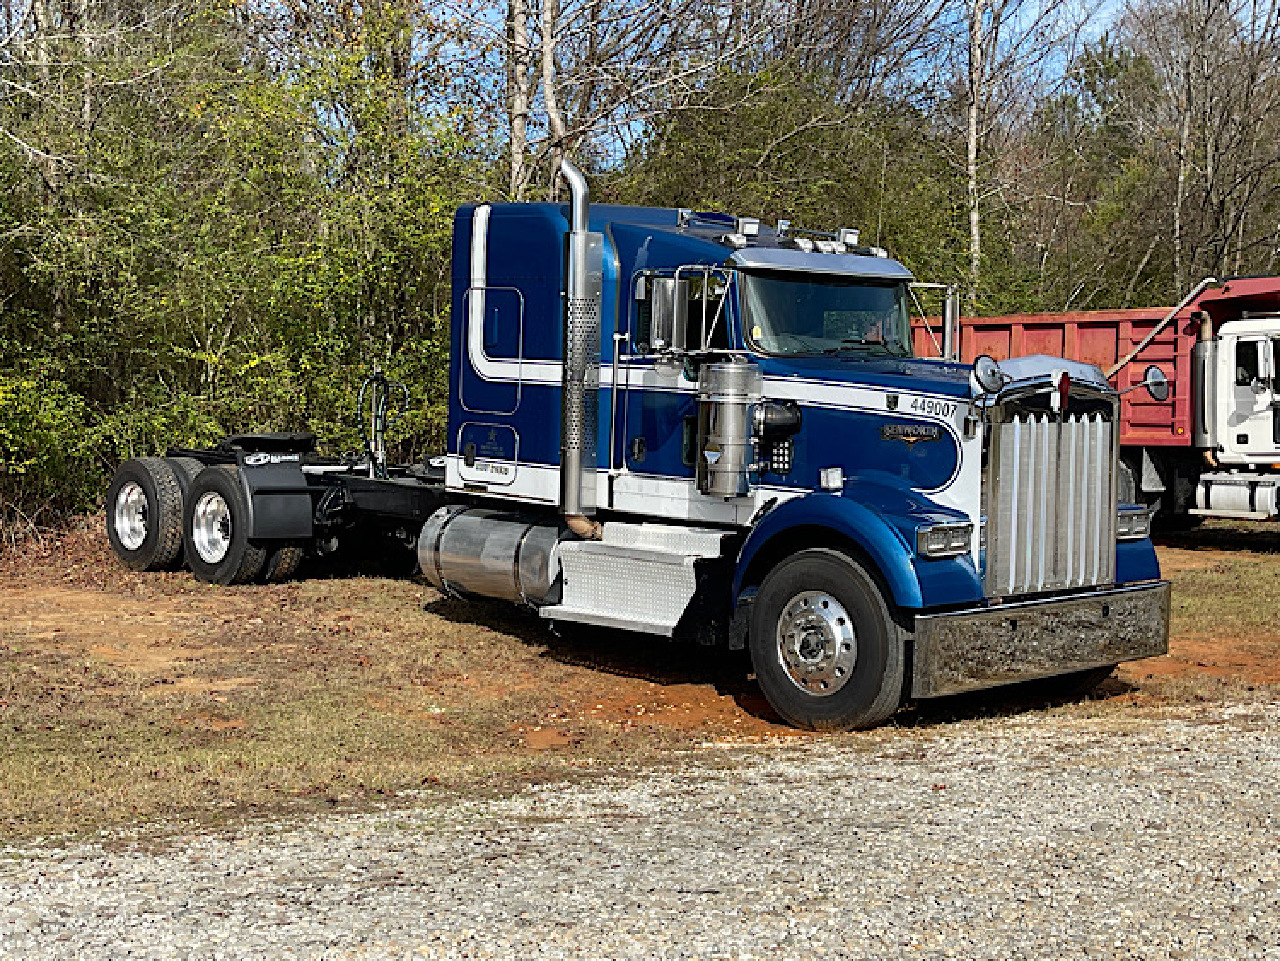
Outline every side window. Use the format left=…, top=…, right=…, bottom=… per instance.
left=1236, top=339, right=1260, bottom=386
left=631, top=270, right=732, bottom=355
left=477, top=288, right=522, bottom=358
left=684, top=275, right=732, bottom=350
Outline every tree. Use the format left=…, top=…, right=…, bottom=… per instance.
left=946, top=0, right=1089, bottom=310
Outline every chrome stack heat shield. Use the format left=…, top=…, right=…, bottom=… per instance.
left=559, top=159, right=603, bottom=520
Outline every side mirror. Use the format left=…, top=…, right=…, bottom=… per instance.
left=1143, top=364, right=1170, bottom=402
left=649, top=278, right=688, bottom=353
left=973, top=354, right=1004, bottom=394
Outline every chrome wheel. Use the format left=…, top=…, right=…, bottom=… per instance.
left=775, top=590, right=857, bottom=696
left=191, top=490, right=232, bottom=564
left=113, top=481, right=148, bottom=551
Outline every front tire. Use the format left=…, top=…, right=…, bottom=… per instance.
left=749, top=548, right=906, bottom=730
left=106, top=458, right=185, bottom=571
left=183, top=466, right=267, bottom=585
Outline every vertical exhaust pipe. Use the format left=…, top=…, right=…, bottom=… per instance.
left=560, top=158, right=603, bottom=540
left=943, top=285, right=961, bottom=361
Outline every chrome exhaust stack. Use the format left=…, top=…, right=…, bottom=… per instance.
left=560, top=159, right=603, bottom=539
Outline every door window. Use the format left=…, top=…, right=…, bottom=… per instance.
left=1235, top=339, right=1261, bottom=387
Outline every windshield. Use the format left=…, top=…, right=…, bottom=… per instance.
left=740, top=270, right=913, bottom=358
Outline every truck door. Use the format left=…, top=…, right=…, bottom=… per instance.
left=456, top=283, right=525, bottom=488
left=1223, top=334, right=1278, bottom=459
left=616, top=271, right=732, bottom=484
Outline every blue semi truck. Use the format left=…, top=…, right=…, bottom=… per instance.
left=106, top=160, right=1169, bottom=730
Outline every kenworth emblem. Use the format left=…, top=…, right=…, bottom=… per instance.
left=881, top=423, right=942, bottom=444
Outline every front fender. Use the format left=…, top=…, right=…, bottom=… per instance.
left=733, top=486, right=984, bottom=611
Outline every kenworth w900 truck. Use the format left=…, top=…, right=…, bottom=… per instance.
left=105, top=160, right=1169, bottom=730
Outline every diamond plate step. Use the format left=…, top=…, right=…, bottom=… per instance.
left=600, top=522, right=728, bottom=557
left=540, top=538, right=713, bottom=636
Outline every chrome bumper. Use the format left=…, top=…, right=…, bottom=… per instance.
left=910, top=581, right=1170, bottom=699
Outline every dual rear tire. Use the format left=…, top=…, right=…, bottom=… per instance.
left=106, top=458, right=185, bottom=571
left=183, top=466, right=269, bottom=585
left=106, top=459, right=303, bottom=584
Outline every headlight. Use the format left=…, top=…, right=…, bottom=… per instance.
left=916, top=522, right=974, bottom=558
left=1116, top=507, right=1152, bottom=541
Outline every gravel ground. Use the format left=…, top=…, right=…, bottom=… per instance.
left=2, top=698, right=1278, bottom=960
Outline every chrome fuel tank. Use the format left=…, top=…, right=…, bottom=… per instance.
left=418, top=506, right=565, bottom=606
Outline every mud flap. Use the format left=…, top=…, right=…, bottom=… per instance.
left=235, top=453, right=314, bottom=540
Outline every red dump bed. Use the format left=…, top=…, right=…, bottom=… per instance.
left=911, top=277, right=1280, bottom=448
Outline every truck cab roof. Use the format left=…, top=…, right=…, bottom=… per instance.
left=466, top=202, right=913, bottom=283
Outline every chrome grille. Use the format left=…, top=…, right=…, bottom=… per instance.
left=986, top=412, right=1116, bottom=595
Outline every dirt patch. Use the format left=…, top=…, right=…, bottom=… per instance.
left=1120, top=634, right=1280, bottom=685
left=1136, top=527, right=1280, bottom=687
left=0, top=519, right=801, bottom=840
left=1150, top=548, right=1221, bottom=572
left=1, top=516, right=1276, bottom=841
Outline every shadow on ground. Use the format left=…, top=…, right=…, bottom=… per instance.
left=425, top=593, right=1135, bottom=731
left=1155, top=523, right=1280, bottom=553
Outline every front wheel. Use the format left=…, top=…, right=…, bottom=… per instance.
left=183, top=466, right=267, bottom=585
left=749, top=548, right=906, bottom=731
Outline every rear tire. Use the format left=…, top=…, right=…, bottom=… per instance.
left=164, top=456, right=208, bottom=570
left=165, top=456, right=206, bottom=498
left=749, top=548, right=906, bottom=730
left=261, top=545, right=304, bottom=583
left=183, top=466, right=267, bottom=585
left=106, top=458, right=184, bottom=571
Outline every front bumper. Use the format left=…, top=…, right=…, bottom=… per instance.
left=910, top=581, right=1170, bottom=698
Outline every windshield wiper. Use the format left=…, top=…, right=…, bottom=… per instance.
left=824, top=339, right=907, bottom=357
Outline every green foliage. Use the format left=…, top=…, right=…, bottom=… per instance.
left=0, top=0, right=481, bottom=528
left=0, top=370, right=100, bottom=521
left=606, top=67, right=969, bottom=294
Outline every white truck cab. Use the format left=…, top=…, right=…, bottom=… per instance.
left=1215, top=319, right=1280, bottom=464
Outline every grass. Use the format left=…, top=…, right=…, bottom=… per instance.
left=1157, top=521, right=1280, bottom=644
left=0, top=520, right=770, bottom=842
left=0, top=517, right=1277, bottom=843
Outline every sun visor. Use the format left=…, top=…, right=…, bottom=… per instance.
left=730, top=247, right=914, bottom=280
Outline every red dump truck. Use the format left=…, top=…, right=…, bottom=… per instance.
left=912, top=277, right=1280, bottom=526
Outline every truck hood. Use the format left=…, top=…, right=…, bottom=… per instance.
left=756, top=354, right=974, bottom=399
left=756, top=352, right=1114, bottom=402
